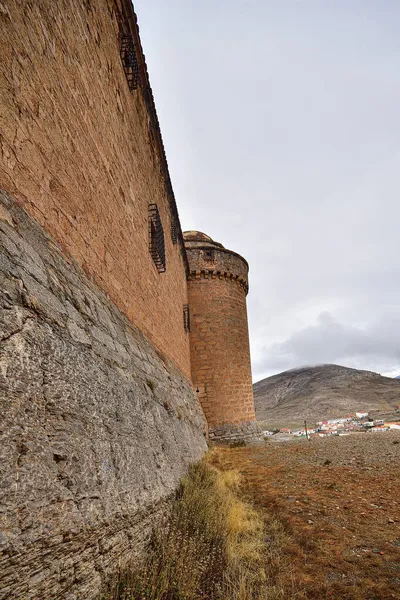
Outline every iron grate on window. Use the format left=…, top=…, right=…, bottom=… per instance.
left=120, top=33, right=140, bottom=91
left=115, top=1, right=140, bottom=92
left=203, top=248, right=215, bottom=262
left=183, top=304, right=190, bottom=332
left=171, top=217, right=178, bottom=244
left=149, top=204, right=166, bottom=272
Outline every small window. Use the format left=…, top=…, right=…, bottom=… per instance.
left=183, top=304, right=190, bottom=332
left=115, top=2, right=140, bottom=91
left=120, top=34, right=140, bottom=91
left=149, top=204, right=166, bottom=272
left=203, top=248, right=215, bottom=262
left=171, top=218, right=178, bottom=244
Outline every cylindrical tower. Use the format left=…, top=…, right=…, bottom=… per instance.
left=184, top=231, right=259, bottom=441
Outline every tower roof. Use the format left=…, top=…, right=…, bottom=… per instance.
left=183, top=231, right=224, bottom=248
left=183, top=231, right=213, bottom=242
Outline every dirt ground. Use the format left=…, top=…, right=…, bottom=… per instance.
left=213, top=431, right=400, bottom=600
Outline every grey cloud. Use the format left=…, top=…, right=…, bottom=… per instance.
left=135, top=1, right=400, bottom=383
left=253, top=311, right=400, bottom=380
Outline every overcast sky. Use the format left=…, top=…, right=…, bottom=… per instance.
left=134, top=0, right=400, bottom=382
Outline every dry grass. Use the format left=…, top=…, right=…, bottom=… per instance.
left=104, top=433, right=400, bottom=600
left=104, top=431, right=400, bottom=600
left=105, top=451, right=303, bottom=600
left=215, top=433, right=400, bottom=600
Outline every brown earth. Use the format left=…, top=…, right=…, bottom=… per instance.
left=254, top=364, right=400, bottom=428
left=212, top=431, right=400, bottom=600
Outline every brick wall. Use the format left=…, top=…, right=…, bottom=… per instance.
left=185, top=239, right=256, bottom=428
left=0, top=0, right=191, bottom=378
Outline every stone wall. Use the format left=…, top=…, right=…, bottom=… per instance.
left=185, top=237, right=256, bottom=432
left=188, top=276, right=255, bottom=428
left=0, top=0, right=191, bottom=378
left=184, top=247, right=249, bottom=292
left=0, top=190, right=207, bottom=600
left=208, top=421, right=262, bottom=444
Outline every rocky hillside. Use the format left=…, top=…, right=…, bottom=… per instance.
left=254, top=364, right=400, bottom=427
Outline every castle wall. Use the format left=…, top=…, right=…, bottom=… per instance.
left=0, top=190, right=207, bottom=600
left=186, top=246, right=256, bottom=433
left=0, top=0, right=191, bottom=378
left=184, top=246, right=249, bottom=289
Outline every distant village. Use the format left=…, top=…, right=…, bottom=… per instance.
left=263, top=412, right=400, bottom=440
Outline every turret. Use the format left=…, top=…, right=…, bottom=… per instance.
left=183, top=231, right=259, bottom=441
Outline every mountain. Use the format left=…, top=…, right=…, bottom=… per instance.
left=253, top=364, right=400, bottom=428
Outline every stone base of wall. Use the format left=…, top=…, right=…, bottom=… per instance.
left=0, top=190, right=207, bottom=600
left=208, top=421, right=263, bottom=444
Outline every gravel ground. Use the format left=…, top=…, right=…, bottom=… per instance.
left=217, top=431, right=400, bottom=600
left=275, top=430, right=400, bottom=467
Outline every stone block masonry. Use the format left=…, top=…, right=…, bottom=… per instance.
left=184, top=232, right=259, bottom=440
left=0, top=190, right=207, bottom=600
left=188, top=276, right=255, bottom=426
left=0, top=0, right=191, bottom=378
left=0, top=0, right=263, bottom=596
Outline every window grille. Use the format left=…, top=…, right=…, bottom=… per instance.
left=171, top=217, right=178, bottom=244
left=149, top=204, right=166, bottom=272
left=115, top=2, right=140, bottom=91
left=203, top=248, right=215, bottom=262
left=120, top=35, right=140, bottom=91
left=183, top=304, right=190, bottom=332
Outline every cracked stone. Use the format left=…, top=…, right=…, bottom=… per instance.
left=67, top=320, right=91, bottom=346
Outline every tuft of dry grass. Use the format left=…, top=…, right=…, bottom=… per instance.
left=105, top=451, right=301, bottom=600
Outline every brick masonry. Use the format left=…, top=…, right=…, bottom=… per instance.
left=184, top=232, right=257, bottom=435
left=0, top=0, right=191, bottom=378
left=0, top=190, right=207, bottom=599
left=0, top=2, right=262, bottom=595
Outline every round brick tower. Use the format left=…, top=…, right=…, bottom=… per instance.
left=184, top=231, right=259, bottom=442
